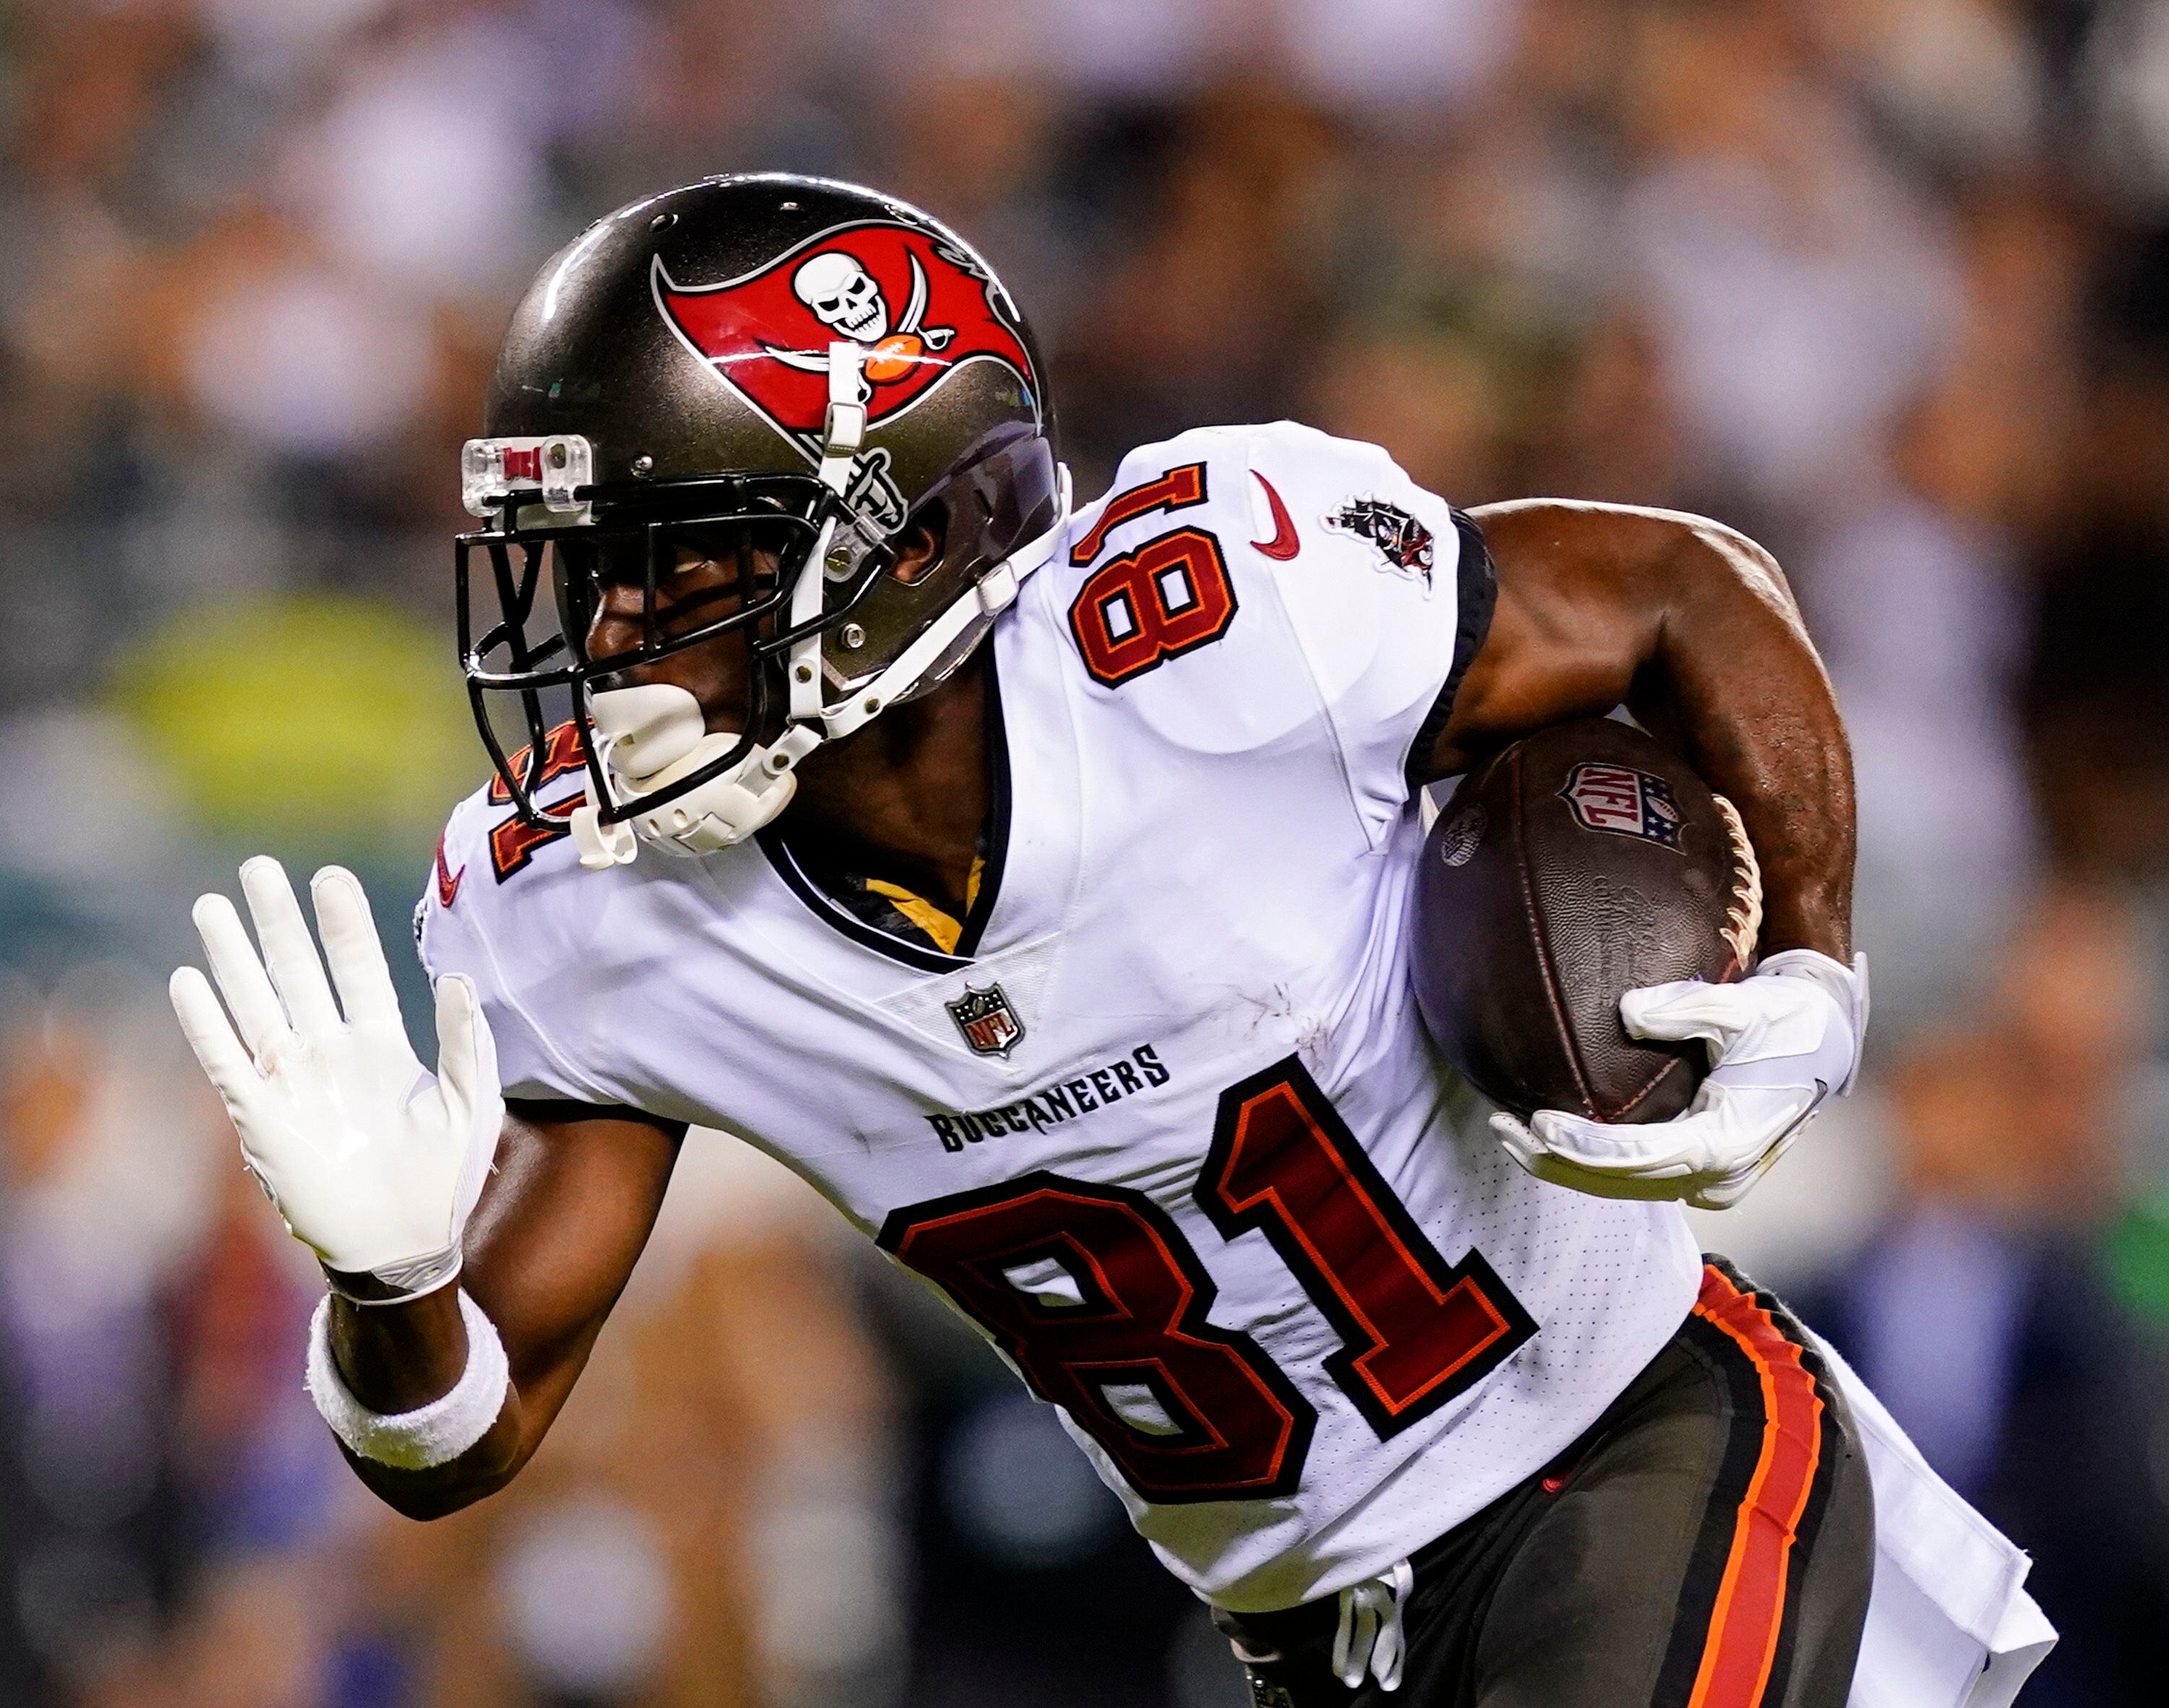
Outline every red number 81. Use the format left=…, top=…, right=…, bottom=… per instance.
left=1069, top=527, right=1239, bottom=689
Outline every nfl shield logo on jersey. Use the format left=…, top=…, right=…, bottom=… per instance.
left=946, top=983, right=1025, bottom=1057
left=1558, top=761, right=1685, bottom=849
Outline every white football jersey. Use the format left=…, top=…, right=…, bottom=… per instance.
left=418, top=421, right=1704, bottom=1612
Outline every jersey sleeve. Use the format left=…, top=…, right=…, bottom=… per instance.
left=413, top=787, right=617, bottom=1106
left=1057, top=421, right=1495, bottom=843
left=1236, top=423, right=1494, bottom=836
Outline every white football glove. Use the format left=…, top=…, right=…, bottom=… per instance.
left=1490, top=949, right=1867, bottom=1211
left=169, top=857, right=502, bottom=1300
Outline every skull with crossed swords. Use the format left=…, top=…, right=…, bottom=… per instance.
left=767, top=249, right=955, bottom=392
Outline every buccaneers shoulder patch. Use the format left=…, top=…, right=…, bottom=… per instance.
left=1325, top=496, right=1434, bottom=588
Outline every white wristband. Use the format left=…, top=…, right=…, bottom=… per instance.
left=306, top=1288, right=510, bottom=1469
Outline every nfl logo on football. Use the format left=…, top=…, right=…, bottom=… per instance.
left=1558, top=761, right=1685, bottom=849
left=946, top=983, right=1024, bottom=1057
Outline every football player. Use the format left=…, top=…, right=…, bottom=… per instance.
left=171, top=177, right=2048, bottom=1705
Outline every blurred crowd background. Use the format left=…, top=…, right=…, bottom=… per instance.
left=8, top=0, right=2169, bottom=1702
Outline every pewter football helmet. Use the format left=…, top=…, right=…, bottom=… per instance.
left=456, top=173, right=1066, bottom=862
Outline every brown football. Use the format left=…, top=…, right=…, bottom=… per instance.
left=1410, top=717, right=1761, bottom=1123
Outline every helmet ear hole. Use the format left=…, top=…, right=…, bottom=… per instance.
left=891, top=508, right=946, bottom=585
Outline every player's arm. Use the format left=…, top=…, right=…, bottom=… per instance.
left=1426, top=500, right=1865, bottom=1209
left=1428, top=499, right=1852, bottom=960
left=325, top=1098, right=682, bottom=1519
left=169, top=857, right=682, bottom=1516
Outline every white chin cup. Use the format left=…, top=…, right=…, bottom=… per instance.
left=568, top=683, right=800, bottom=868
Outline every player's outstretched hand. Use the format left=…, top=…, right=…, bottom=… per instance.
left=1489, top=950, right=1866, bottom=1211
left=170, top=857, right=502, bottom=1299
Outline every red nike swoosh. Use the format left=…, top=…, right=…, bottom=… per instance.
left=1250, top=471, right=1301, bottom=559
left=435, top=833, right=465, bottom=908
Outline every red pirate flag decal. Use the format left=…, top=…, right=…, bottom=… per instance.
left=652, top=222, right=1038, bottom=445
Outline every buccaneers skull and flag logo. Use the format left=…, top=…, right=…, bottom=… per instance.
left=653, top=222, right=1039, bottom=454
left=1326, top=497, right=1436, bottom=587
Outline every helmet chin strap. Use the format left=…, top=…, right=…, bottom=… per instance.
left=570, top=351, right=1071, bottom=870
left=568, top=686, right=818, bottom=867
